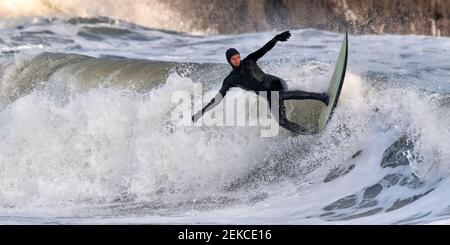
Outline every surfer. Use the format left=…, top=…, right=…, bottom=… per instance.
left=192, top=31, right=329, bottom=134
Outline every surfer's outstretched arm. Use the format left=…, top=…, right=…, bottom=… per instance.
left=192, top=81, right=232, bottom=123
left=245, top=31, right=291, bottom=61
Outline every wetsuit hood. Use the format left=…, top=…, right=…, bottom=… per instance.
left=226, top=48, right=240, bottom=69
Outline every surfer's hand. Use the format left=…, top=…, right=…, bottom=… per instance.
left=192, top=112, right=200, bottom=123
left=275, top=31, right=291, bottom=42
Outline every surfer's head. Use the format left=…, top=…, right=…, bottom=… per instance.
left=226, top=48, right=240, bottom=68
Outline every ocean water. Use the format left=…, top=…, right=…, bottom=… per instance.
left=0, top=15, right=450, bottom=224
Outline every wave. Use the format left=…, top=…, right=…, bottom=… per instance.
left=1, top=22, right=450, bottom=223
left=0, top=50, right=449, bottom=224
left=0, top=52, right=229, bottom=105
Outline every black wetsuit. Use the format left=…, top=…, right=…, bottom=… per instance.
left=193, top=31, right=328, bottom=134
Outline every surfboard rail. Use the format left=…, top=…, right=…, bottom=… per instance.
left=317, top=32, right=348, bottom=131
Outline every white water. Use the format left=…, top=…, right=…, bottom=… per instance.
left=0, top=15, right=450, bottom=224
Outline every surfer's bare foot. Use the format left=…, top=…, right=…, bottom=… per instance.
left=321, top=93, right=329, bottom=106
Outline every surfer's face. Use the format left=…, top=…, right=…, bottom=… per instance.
left=230, top=54, right=241, bottom=67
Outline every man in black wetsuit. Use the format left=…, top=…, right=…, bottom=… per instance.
left=192, top=31, right=329, bottom=134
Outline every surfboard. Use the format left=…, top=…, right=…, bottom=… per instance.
left=284, top=32, right=348, bottom=134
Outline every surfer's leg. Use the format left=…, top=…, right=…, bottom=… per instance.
left=280, top=90, right=329, bottom=106
left=273, top=92, right=313, bottom=135
left=262, top=89, right=313, bottom=134
left=263, top=80, right=316, bottom=134
left=278, top=114, right=313, bottom=135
